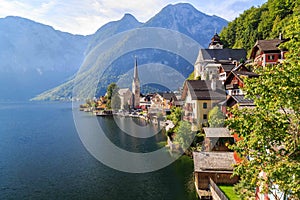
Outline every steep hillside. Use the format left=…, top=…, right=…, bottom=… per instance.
left=220, top=0, right=299, bottom=53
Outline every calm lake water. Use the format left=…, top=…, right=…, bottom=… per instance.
left=0, top=102, right=193, bottom=200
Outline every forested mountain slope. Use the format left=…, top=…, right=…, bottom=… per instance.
left=220, top=0, right=299, bottom=54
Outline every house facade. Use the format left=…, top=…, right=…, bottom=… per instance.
left=181, top=80, right=226, bottom=130
left=250, top=36, right=287, bottom=67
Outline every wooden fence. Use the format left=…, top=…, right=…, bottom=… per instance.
left=209, top=178, right=229, bottom=200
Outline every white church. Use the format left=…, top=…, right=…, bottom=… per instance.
left=118, top=57, right=140, bottom=110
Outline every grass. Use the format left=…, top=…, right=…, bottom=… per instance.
left=157, top=141, right=167, bottom=148
left=218, top=185, right=240, bottom=200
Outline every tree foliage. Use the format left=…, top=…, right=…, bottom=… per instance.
left=208, top=106, right=225, bottom=127
left=167, top=107, right=183, bottom=126
left=106, top=82, right=118, bottom=109
left=227, top=12, right=300, bottom=199
left=174, top=121, right=194, bottom=151
left=220, top=0, right=299, bottom=54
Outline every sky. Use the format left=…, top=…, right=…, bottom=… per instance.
left=0, top=0, right=267, bottom=35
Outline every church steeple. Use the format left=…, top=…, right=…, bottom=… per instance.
left=132, top=56, right=140, bottom=108
left=208, top=32, right=223, bottom=49
left=133, top=56, right=139, bottom=80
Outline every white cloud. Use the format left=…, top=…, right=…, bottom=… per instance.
left=0, top=0, right=267, bottom=35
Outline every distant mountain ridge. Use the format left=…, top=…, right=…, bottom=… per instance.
left=0, top=3, right=228, bottom=101
left=0, top=16, right=90, bottom=100
left=86, top=13, right=143, bottom=54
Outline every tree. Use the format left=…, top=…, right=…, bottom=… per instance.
left=167, top=107, right=183, bottom=126
left=106, top=82, right=118, bottom=109
left=174, top=121, right=194, bottom=151
left=208, top=106, right=225, bottom=127
left=227, top=13, right=300, bottom=199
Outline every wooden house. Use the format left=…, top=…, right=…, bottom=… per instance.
left=224, top=70, right=258, bottom=96
left=202, top=128, right=234, bottom=152
left=250, top=36, right=288, bottom=67
left=193, top=152, right=239, bottom=199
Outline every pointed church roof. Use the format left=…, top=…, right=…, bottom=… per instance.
left=209, top=33, right=223, bottom=47
left=133, top=56, right=139, bottom=80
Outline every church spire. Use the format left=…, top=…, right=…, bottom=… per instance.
left=133, top=56, right=139, bottom=80
left=208, top=32, right=223, bottom=49
left=132, top=56, right=140, bottom=108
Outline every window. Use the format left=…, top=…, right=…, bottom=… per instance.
left=203, top=114, right=207, bottom=120
left=268, top=55, right=274, bottom=60
left=203, top=102, right=207, bottom=109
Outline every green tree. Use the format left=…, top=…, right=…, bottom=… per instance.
left=106, top=82, right=118, bottom=109
left=208, top=106, right=225, bottom=127
left=220, top=0, right=299, bottom=53
left=174, top=121, right=194, bottom=151
left=167, top=107, right=183, bottom=126
left=227, top=13, right=300, bottom=199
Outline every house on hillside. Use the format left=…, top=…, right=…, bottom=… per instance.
left=221, top=65, right=258, bottom=116
left=194, top=33, right=247, bottom=81
left=250, top=35, right=288, bottom=67
left=224, top=70, right=259, bottom=96
left=181, top=79, right=226, bottom=130
left=221, top=95, right=255, bottom=116
left=218, top=63, right=236, bottom=82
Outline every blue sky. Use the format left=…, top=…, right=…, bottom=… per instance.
left=0, top=0, right=267, bottom=35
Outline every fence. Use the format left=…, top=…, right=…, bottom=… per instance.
left=209, top=178, right=229, bottom=200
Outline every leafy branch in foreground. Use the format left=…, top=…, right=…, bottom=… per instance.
left=227, top=12, right=300, bottom=199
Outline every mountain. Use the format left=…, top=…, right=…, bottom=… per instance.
left=0, top=16, right=90, bottom=100
left=11, top=3, right=228, bottom=101
left=144, top=3, right=228, bottom=46
left=86, top=13, right=143, bottom=54
left=33, top=3, right=228, bottom=101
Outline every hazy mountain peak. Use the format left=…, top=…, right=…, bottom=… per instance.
left=144, top=3, right=227, bottom=46
left=121, top=13, right=138, bottom=21
left=86, top=13, right=142, bottom=53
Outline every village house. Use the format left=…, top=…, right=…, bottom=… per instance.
left=193, top=151, right=238, bottom=200
left=250, top=35, right=288, bottom=67
left=202, top=128, right=234, bottom=152
left=181, top=79, right=226, bottom=130
left=221, top=64, right=258, bottom=116
left=147, top=92, right=177, bottom=115
left=194, top=33, right=247, bottom=81
left=193, top=127, right=239, bottom=200
left=224, top=68, right=259, bottom=96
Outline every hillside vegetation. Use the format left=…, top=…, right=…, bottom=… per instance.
left=220, top=0, right=299, bottom=53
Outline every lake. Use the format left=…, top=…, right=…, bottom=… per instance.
left=0, top=102, right=195, bottom=200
